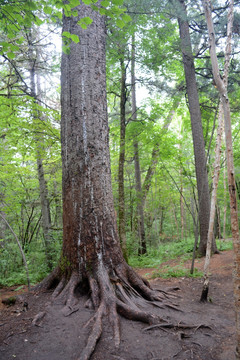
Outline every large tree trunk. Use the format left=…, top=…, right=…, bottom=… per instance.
left=176, top=0, right=217, bottom=255
left=202, top=0, right=240, bottom=357
left=34, top=4, right=164, bottom=359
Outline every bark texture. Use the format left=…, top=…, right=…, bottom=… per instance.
left=201, top=0, right=233, bottom=302
left=60, top=3, right=121, bottom=275
left=177, top=0, right=217, bottom=255
left=34, top=4, right=167, bottom=359
left=202, top=0, right=240, bottom=357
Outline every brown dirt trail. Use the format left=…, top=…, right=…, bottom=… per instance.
left=0, top=250, right=235, bottom=360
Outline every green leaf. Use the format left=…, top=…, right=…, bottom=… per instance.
left=44, top=6, right=52, bottom=15
left=55, top=0, right=63, bottom=9
left=79, top=23, right=87, bottom=29
left=69, top=0, right=80, bottom=6
left=9, top=44, right=19, bottom=52
left=14, top=285, right=24, bottom=291
left=34, top=16, right=44, bottom=26
left=63, top=3, right=72, bottom=16
left=62, top=31, right=71, bottom=38
left=16, top=37, right=24, bottom=45
left=82, top=17, right=93, bottom=25
left=91, top=5, right=98, bottom=11
left=99, top=8, right=106, bottom=15
left=7, top=52, right=16, bottom=59
left=55, top=11, right=63, bottom=19
left=72, top=10, right=78, bottom=17
left=71, top=34, right=79, bottom=43
left=77, top=17, right=93, bottom=29
left=116, top=19, right=125, bottom=28
left=111, top=0, right=124, bottom=5
left=101, top=0, right=110, bottom=6
left=122, top=13, right=131, bottom=23
left=82, top=0, right=92, bottom=4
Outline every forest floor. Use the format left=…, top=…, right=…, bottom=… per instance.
left=0, top=249, right=235, bottom=360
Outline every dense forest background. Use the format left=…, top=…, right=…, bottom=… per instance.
left=0, top=0, right=239, bottom=286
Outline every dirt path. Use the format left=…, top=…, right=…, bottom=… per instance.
left=0, top=250, right=235, bottom=360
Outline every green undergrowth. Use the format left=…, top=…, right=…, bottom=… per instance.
left=0, top=240, right=62, bottom=288
left=0, top=237, right=232, bottom=287
left=150, top=265, right=203, bottom=279
left=129, top=237, right=195, bottom=269
left=129, top=237, right=233, bottom=279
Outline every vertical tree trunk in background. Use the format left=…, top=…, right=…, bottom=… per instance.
left=201, top=0, right=233, bottom=297
left=36, top=156, right=52, bottom=268
left=202, top=0, right=240, bottom=356
left=28, top=37, right=53, bottom=270
left=131, top=35, right=147, bottom=255
left=118, top=57, right=128, bottom=260
left=223, top=164, right=227, bottom=240
left=53, top=180, right=62, bottom=228
left=180, top=168, right=185, bottom=239
left=176, top=0, right=217, bottom=255
left=201, top=105, right=224, bottom=300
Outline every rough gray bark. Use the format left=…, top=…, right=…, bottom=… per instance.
left=176, top=0, right=217, bottom=255
left=202, top=0, right=240, bottom=356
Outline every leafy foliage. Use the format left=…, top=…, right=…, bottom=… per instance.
left=0, top=0, right=238, bottom=286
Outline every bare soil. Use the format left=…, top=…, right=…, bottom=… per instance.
left=0, top=250, right=235, bottom=360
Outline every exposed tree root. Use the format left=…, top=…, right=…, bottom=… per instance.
left=78, top=302, right=105, bottom=360
left=32, top=261, right=185, bottom=360
left=32, top=311, right=46, bottom=327
left=143, top=322, right=212, bottom=332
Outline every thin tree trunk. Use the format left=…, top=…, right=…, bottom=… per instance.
left=223, top=162, right=227, bottom=240
left=202, top=1, right=240, bottom=356
left=201, top=104, right=224, bottom=301
left=29, top=36, right=53, bottom=270
left=118, top=57, right=128, bottom=260
left=180, top=169, right=185, bottom=239
left=131, top=35, right=147, bottom=255
left=53, top=180, right=62, bottom=228
left=176, top=0, right=217, bottom=255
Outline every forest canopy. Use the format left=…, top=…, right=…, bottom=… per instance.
left=0, top=0, right=239, bottom=285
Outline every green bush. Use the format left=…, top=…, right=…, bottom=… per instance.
left=0, top=233, right=62, bottom=287
left=128, top=237, right=194, bottom=268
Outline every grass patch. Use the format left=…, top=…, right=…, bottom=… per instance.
left=129, top=237, right=194, bottom=269
left=216, top=238, right=233, bottom=251
left=129, top=237, right=232, bottom=279
left=150, top=265, right=203, bottom=279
